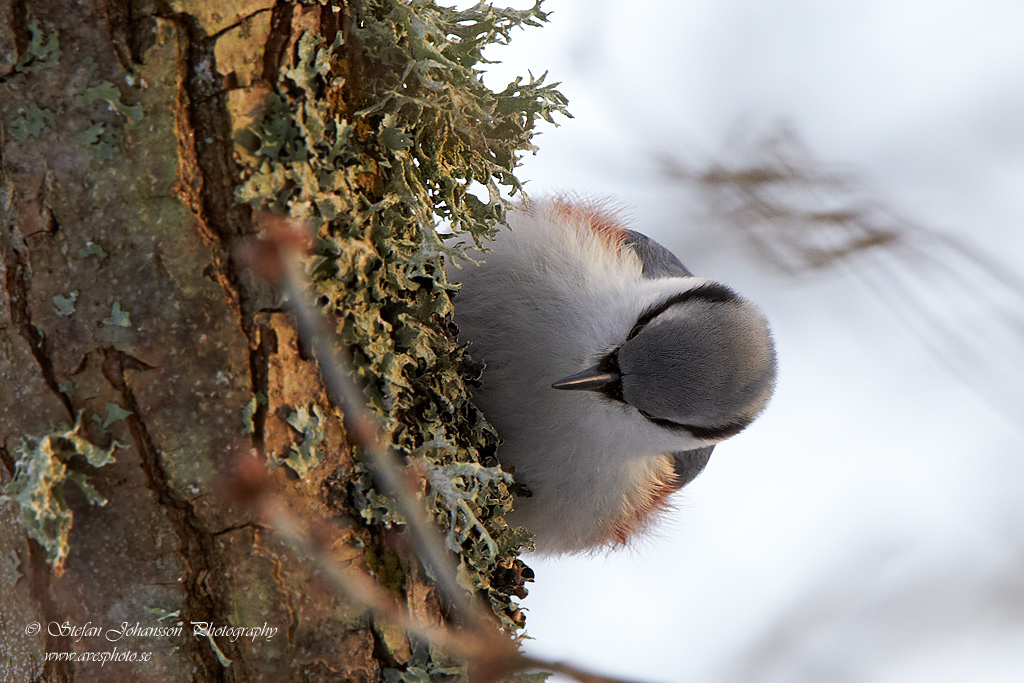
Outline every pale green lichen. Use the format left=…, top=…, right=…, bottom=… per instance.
left=0, top=417, right=117, bottom=570
left=75, top=81, right=143, bottom=123
left=75, top=122, right=122, bottom=161
left=233, top=0, right=567, bottom=640
left=383, top=638, right=464, bottom=683
left=92, top=402, right=132, bottom=431
left=15, top=19, right=61, bottom=75
left=350, top=455, right=407, bottom=528
left=67, top=72, right=140, bottom=159
left=76, top=122, right=105, bottom=145
left=3, top=21, right=132, bottom=163
left=273, top=403, right=326, bottom=478
left=102, top=301, right=132, bottom=327
left=77, top=241, right=108, bottom=259
left=241, top=395, right=263, bottom=435
left=52, top=290, right=79, bottom=316
left=9, top=102, right=53, bottom=141
left=423, top=458, right=513, bottom=560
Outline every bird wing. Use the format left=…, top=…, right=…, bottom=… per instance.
left=622, top=230, right=694, bottom=278
left=670, top=445, right=714, bottom=491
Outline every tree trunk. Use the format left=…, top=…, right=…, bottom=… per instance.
left=1, top=1, right=565, bottom=681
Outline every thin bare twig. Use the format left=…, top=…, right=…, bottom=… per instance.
left=255, top=486, right=645, bottom=683
left=277, top=255, right=481, bottom=625
left=235, top=216, right=644, bottom=683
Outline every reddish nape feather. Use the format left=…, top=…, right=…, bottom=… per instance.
left=550, top=197, right=630, bottom=254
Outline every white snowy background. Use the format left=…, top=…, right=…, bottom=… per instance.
left=466, top=1, right=1024, bottom=682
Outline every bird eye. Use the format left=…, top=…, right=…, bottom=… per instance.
left=626, top=320, right=646, bottom=341
left=627, top=283, right=741, bottom=342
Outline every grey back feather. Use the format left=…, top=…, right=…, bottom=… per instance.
left=623, top=230, right=694, bottom=278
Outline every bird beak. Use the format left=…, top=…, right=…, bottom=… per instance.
left=551, top=365, right=620, bottom=392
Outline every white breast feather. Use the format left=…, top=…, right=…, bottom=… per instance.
left=450, top=200, right=711, bottom=552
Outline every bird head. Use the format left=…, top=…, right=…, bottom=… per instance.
left=553, top=282, right=778, bottom=443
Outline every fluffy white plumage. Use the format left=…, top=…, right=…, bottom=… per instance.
left=449, top=198, right=776, bottom=553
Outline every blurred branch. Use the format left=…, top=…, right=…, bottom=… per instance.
left=231, top=456, right=643, bottom=683
left=235, top=215, right=644, bottom=683
left=659, top=125, right=899, bottom=275
left=661, top=122, right=1024, bottom=428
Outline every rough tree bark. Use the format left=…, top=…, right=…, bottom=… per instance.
left=0, top=1, right=565, bottom=681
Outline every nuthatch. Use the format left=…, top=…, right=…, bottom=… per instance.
left=449, top=198, right=777, bottom=553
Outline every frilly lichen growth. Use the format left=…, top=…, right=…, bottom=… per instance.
left=235, top=0, right=567, bottom=634
left=15, top=19, right=61, bottom=75
left=0, top=416, right=117, bottom=571
left=383, top=637, right=465, bottom=682
left=423, top=457, right=517, bottom=560
left=274, top=403, right=327, bottom=478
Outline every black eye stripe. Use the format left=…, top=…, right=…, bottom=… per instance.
left=639, top=409, right=750, bottom=440
left=626, top=282, right=739, bottom=342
